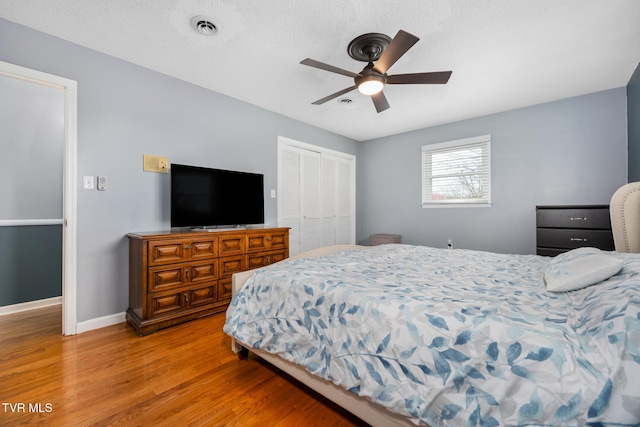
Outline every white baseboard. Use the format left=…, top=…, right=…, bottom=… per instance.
left=0, top=296, right=62, bottom=316
left=0, top=298, right=125, bottom=334
left=77, top=312, right=126, bottom=334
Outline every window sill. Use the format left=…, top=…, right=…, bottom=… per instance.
left=422, top=203, right=492, bottom=209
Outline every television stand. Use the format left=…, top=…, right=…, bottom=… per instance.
left=126, top=227, right=289, bottom=335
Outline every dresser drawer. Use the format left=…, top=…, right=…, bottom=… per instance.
left=219, top=235, right=245, bottom=256
left=536, top=207, right=611, bottom=230
left=148, top=265, right=186, bottom=292
left=536, top=228, right=614, bottom=251
left=218, top=278, right=232, bottom=301
left=246, top=250, right=287, bottom=270
left=188, top=260, right=219, bottom=283
left=148, top=237, right=218, bottom=266
left=148, top=240, right=187, bottom=265
left=187, top=283, right=218, bottom=307
left=246, top=231, right=289, bottom=252
left=148, top=290, right=185, bottom=317
left=219, top=255, right=245, bottom=277
left=148, top=260, right=218, bottom=292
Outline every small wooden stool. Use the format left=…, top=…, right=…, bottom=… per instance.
left=369, top=234, right=401, bottom=246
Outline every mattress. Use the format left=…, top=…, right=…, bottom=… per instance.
left=224, top=244, right=640, bottom=426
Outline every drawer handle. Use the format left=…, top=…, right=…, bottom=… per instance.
left=185, top=268, right=190, bottom=279
left=570, top=238, right=587, bottom=242
left=570, top=217, right=587, bottom=221
left=184, top=292, right=189, bottom=303
left=184, top=245, right=192, bottom=249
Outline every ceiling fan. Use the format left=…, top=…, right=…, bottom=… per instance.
left=300, top=30, right=452, bottom=113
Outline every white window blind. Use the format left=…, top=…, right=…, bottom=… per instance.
left=422, top=135, right=491, bottom=207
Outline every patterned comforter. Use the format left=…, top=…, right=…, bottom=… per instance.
left=223, top=244, right=640, bottom=426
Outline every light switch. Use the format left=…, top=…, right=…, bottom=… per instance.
left=271, top=189, right=276, bottom=198
left=83, top=176, right=94, bottom=190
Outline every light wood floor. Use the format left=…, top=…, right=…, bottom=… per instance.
left=0, top=306, right=365, bottom=426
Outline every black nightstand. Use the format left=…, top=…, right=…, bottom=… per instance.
left=536, top=205, right=614, bottom=256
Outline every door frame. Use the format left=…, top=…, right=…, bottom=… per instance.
left=0, top=60, right=78, bottom=335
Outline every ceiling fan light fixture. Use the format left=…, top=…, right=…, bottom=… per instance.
left=357, top=76, right=384, bottom=95
left=301, top=30, right=451, bottom=112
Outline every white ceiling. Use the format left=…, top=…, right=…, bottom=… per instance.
left=1, top=0, right=639, bottom=141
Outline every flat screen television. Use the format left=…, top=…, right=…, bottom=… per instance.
left=170, top=163, right=264, bottom=229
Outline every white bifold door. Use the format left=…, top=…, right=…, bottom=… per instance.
left=277, top=137, right=355, bottom=256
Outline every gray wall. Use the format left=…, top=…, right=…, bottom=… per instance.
left=359, top=88, right=628, bottom=254
left=0, top=226, right=62, bottom=305
left=0, top=18, right=359, bottom=321
left=0, top=75, right=64, bottom=220
left=628, top=63, right=640, bottom=182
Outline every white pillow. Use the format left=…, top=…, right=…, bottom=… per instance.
left=544, top=247, right=623, bottom=292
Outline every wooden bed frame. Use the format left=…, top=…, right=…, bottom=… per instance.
left=230, top=245, right=415, bottom=427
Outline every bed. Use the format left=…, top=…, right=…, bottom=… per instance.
left=224, top=186, right=640, bottom=426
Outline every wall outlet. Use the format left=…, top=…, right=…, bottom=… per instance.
left=143, top=154, right=169, bottom=173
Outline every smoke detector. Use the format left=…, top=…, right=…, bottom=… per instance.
left=190, top=16, right=217, bottom=36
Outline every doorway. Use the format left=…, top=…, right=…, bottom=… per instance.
left=0, top=60, right=77, bottom=335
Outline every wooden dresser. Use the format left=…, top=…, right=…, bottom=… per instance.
left=536, top=205, right=614, bottom=256
left=127, top=227, right=289, bottom=336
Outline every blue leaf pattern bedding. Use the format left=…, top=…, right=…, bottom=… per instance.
left=224, top=244, right=640, bottom=426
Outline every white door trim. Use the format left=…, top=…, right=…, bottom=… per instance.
left=0, top=60, right=78, bottom=336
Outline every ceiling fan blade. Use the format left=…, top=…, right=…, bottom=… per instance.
left=311, top=85, right=357, bottom=105
left=371, top=90, right=390, bottom=113
left=301, top=58, right=361, bottom=78
left=373, top=30, right=419, bottom=75
left=387, top=71, right=452, bottom=85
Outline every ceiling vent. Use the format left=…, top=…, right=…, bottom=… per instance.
left=190, top=16, right=217, bottom=36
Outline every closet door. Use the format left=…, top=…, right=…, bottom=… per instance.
left=277, top=145, right=301, bottom=256
left=300, top=150, right=321, bottom=253
left=278, top=138, right=355, bottom=256
left=319, top=156, right=337, bottom=247
left=335, top=157, right=354, bottom=245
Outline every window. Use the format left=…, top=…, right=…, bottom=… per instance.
left=421, top=135, right=491, bottom=207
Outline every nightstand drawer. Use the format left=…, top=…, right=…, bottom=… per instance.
left=536, top=247, right=566, bottom=257
left=536, top=228, right=614, bottom=250
left=536, top=207, right=611, bottom=229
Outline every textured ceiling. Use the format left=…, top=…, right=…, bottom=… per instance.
left=1, top=0, right=639, bottom=141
